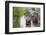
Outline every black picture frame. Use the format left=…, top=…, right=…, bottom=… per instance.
left=5, top=1, right=45, bottom=34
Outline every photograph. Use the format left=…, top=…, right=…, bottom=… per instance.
left=5, top=1, right=45, bottom=34
left=13, top=7, right=40, bottom=28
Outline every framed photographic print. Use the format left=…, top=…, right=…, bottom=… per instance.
left=5, top=1, right=45, bottom=34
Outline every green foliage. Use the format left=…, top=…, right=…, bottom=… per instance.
left=13, top=7, right=25, bottom=28
left=13, top=7, right=25, bottom=17
left=13, top=17, right=20, bottom=28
